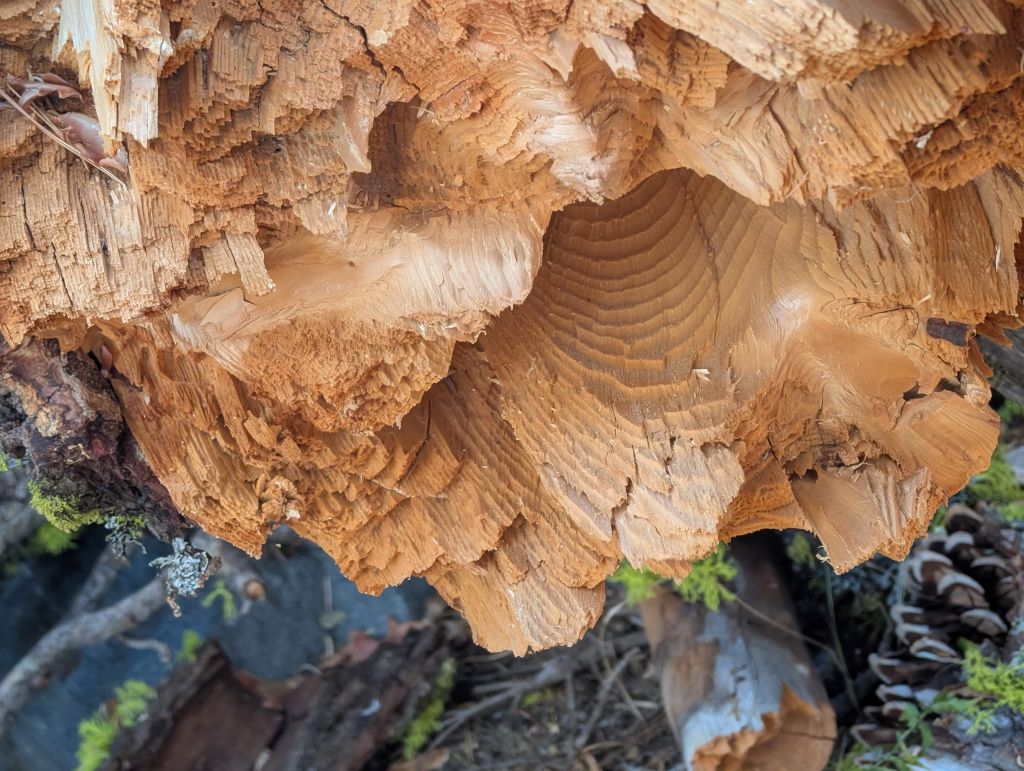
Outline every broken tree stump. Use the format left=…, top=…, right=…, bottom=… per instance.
left=640, top=536, right=837, bottom=770
left=3, top=0, right=1024, bottom=651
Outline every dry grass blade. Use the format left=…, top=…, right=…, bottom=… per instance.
left=0, top=86, right=126, bottom=187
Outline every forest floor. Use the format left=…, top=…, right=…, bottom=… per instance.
left=2, top=404, right=1024, bottom=770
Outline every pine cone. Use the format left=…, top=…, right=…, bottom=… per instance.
left=852, top=504, right=1023, bottom=751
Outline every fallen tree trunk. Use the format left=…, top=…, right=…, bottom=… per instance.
left=3, top=0, right=1024, bottom=652
left=106, top=627, right=455, bottom=770
left=641, top=536, right=836, bottom=770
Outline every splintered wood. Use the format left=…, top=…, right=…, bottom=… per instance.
left=2, top=0, right=1024, bottom=653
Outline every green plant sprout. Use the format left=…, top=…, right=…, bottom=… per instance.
left=76, top=679, right=156, bottom=771
left=200, top=577, right=238, bottom=623
left=832, top=698, right=953, bottom=771
left=177, top=629, right=204, bottom=664
left=402, top=657, right=456, bottom=759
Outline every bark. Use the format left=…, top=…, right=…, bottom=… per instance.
left=981, top=327, right=1024, bottom=407
left=0, top=338, right=186, bottom=541
left=640, top=536, right=836, bottom=771
left=106, top=628, right=455, bottom=770
left=3, top=0, right=1024, bottom=651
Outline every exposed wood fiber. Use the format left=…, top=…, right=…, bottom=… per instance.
left=2, top=0, right=1024, bottom=653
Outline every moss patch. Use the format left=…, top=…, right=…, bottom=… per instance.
left=402, top=657, right=456, bottom=760
left=27, top=480, right=102, bottom=533
left=675, top=544, right=737, bottom=612
left=76, top=680, right=156, bottom=771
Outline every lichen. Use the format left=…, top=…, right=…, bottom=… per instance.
left=104, top=514, right=146, bottom=557
left=149, top=538, right=215, bottom=616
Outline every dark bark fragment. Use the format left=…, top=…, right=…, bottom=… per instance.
left=0, top=336, right=187, bottom=541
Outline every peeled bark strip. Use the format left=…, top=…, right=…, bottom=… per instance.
left=3, top=1, right=1024, bottom=651
left=640, top=537, right=836, bottom=770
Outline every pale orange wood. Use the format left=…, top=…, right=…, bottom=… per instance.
left=2, top=0, right=1024, bottom=651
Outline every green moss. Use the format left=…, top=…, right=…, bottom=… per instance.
left=27, top=522, right=78, bottom=555
left=177, top=629, right=203, bottom=664
left=675, top=544, right=737, bottom=612
left=75, top=680, right=156, bottom=771
left=966, top=446, right=1024, bottom=520
left=0, top=452, right=8, bottom=472
left=962, top=643, right=1024, bottom=716
left=608, top=562, right=663, bottom=605
left=113, top=680, right=156, bottom=723
left=27, top=480, right=102, bottom=533
left=76, top=714, right=118, bottom=771
left=610, top=546, right=739, bottom=610
left=402, top=657, right=456, bottom=760
left=930, top=692, right=997, bottom=736
left=200, top=578, right=238, bottom=623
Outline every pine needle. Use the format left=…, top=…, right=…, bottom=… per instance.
left=0, top=86, right=125, bottom=186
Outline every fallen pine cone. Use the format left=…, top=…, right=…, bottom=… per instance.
left=849, top=504, right=1024, bottom=767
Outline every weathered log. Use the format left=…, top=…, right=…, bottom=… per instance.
left=106, top=627, right=454, bottom=770
left=981, top=327, right=1024, bottom=407
left=3, top=0, right=1024, bottom=652
left=640, top=536, right=836, bottom=770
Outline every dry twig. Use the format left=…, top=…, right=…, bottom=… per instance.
left=0, top=574, right=165, bottom=730
left=0, top=85, right=125, bottom=186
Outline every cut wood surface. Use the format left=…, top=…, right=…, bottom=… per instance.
left=2, top=0, right=1024, bottom=651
